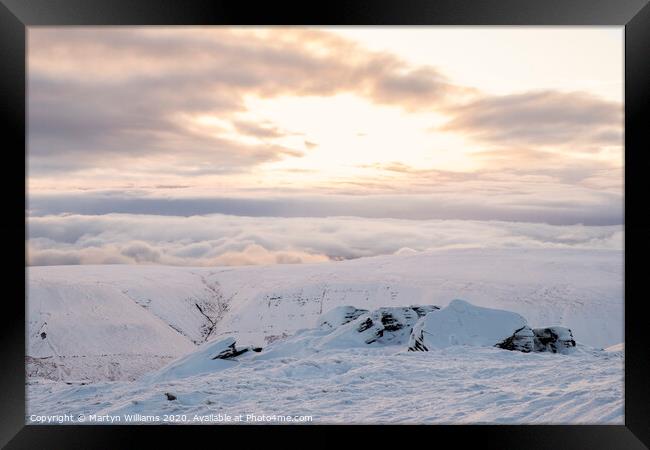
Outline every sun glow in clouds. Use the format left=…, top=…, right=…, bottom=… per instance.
left=241, top=94, right=481, bottom=185
left=27, top=26, right=624, bottom=265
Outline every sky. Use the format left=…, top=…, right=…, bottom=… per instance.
left=27, top=27, right=624, bottom=266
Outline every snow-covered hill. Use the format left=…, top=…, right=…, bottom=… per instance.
left=28, top=298, right=625, bottom=424
left=27, top=247, right=623, bottom=382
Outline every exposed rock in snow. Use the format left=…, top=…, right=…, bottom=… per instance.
left=212, top=340, right=262, bottom=360
left=147, top=302, right=578, bottom=382
left=533, top=327, right=576, bottom=353
left=320, top=305, right=440, bottom=348
left=250, top=305, right=440, bottom=361
left=408, top=299, right=529, bottom=351
left=495, top=326, right=536, bottom=353
left=408, top=301, right=578, bottom=354
left=410, top=305, right=440, bottom=318
left=317, top=306, right=369, bottom=330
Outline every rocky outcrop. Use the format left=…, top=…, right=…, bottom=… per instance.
left=408, top=300, right=577, bottom=354
left=320, top=305, right=440, bottom=347
left=496, top=326, right=576, bottom=354
left=318, top=306, right=370, bottom=330
left=495, top=326, right=535, bottom=353
left=212, top=341, right=262, bottom=360
left=408, top=300, right=529, bottom=351
left=532, top=327, right=576, bottom=353
left=410, top=305, right=440, bottom=318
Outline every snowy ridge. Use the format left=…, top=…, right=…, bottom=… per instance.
left=140, top=300, right=579, bottom=383
left=27, top=299, right=624, bottom=424
left=27, top=247, right=623, bottom=382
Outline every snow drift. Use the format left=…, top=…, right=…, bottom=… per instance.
left=408, top=299, right=528, bottom=350
left=407, top=300, right=576, bottom=354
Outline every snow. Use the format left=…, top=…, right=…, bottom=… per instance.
left=27, top=247, right=623, bottom=381
left=605, top=343, right=624, bottom=352
left=25, top=246, right=624, bottom=424
left=27, top=279, right=195, bottom=381
left=142, top=338, right=240, bottom=383
left=26, top=344, right=624, bottom=424
left=409, top=299, right=528, bottom=349
left=27, top=247, right=623, bottom=382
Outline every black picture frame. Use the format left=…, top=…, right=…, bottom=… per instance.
left=2, top=0, right=649, bottom=448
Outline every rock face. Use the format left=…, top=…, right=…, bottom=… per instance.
left=532, top=327, right=576, bottom=353
left=408, top=299, right=529, bottom=351
left=320, top=305, right=440, bottom=348
left=317, top=306, right=370, bottom=330
left=495, top=326, right=536, bottom=353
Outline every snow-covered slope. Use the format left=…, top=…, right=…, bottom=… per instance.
left=27, top=247, right=623, bottom=382
left=143, top=337, right=241, bottom=383
left=26, top=292, right=624, bottom=424
left=27, top=343, right=624, bottom=424
left=27, top=267, right=227, bottom=381
left=134, top=300, right=578, bottom=384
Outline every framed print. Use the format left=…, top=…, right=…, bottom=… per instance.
left=2, top=0, right=649, bottom=448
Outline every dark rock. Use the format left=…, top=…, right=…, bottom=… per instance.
left=495, top=326, right=535, bottom=353
left=348, top=306, right=440, bottom=346
left=410, top=305, right=440, bottom=317
left=318, top=305, right=440, bottom=349
left=533, top=327, right=576, bottom=353
left=408, top=328, right=429, bottom=352
left=495, top=326, right=576, bottom=354
left=212, top=341, right=263, bottom=359
left=356, top=317, right=374, bottom=332
left=318, top=306, right=370, bottom=330
left=380, top=312, right=403, bottom=331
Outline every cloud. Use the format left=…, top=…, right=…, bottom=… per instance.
left=469, top=148, right=623, bottom=186
left=442, top=90, right=622, bottom=149
left=28, top=76, right=303, bottom=175
left=28, top=28, right=462, bottom=175
left=27, top=28, right=623, bottom=228
left=27, top=187, right=623, bottom=226
left=120, top=241, right=161, bottom=263
left=231, top=120, right=293, bottom=139
left=26, top=213, right=623, bottom=267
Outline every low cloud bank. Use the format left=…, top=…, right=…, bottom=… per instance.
left=28, top=189, right=623, bottom=226
left=27, top=214, right=623, bottom=267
